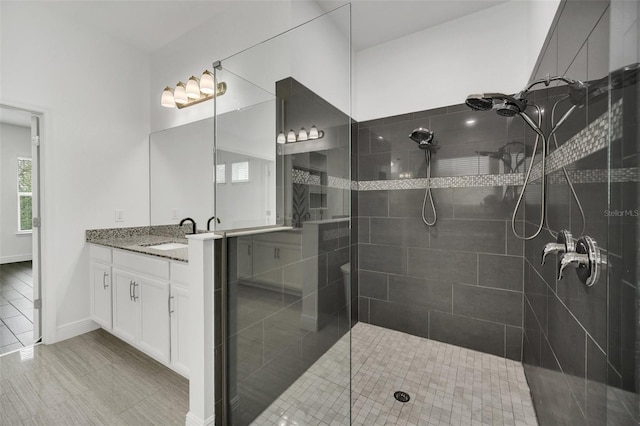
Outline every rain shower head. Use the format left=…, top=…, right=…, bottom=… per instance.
left=465, top=95, right=493, bottom=111
left=409, top=127, right=435, bottom=150
left=465, top=93, right=528, bottom=117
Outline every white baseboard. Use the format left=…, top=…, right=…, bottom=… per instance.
left=185, top=412, right=215, bottom=426
left=0, top=254, right=33, bottom=264
left=56, top=318, right=99, bottom=343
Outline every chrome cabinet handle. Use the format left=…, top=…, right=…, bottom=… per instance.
left=168, top=295, right=174, bottom=315
left=103, top=272, right=109, bottom=289
left=129, top=280, right=133, bottom=301
left=132, top=282, right=139, bottom=301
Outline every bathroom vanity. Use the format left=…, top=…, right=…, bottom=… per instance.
left=87, top=226, right=191, bottom=378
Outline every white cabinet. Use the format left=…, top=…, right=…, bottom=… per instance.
left=139, top=277, right=171, bottom=364
left=112, top=269, right=140, bottom=343
left=90, top=263, right=112, bottom=329
left=170, top=285, right=190, bottom=376
left=89, top=244, right=188, bottom=376
left=237, top=237, right=253, bottom=279
left=170, top=261, right=190, bottom=377
left=90, top=245, right=113, bottom=330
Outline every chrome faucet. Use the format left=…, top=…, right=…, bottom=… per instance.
left=179, top=217, right=197, bottom=235
left=558, top=236, right=606, bottom=287
left=541, top=230, right=576, bottom=265
left=207, top=216, right=220, bottom=231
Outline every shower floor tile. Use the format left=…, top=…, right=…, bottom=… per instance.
left=254, top=322, right=538, bottom=426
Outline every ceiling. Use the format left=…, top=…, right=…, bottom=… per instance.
left=34, top=0, right=508, bottom=53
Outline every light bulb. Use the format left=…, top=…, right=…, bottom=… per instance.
left=298, top=127, right=308, bottom=141
left=200, top=70, right=215, bottom=95
left=174, top=82, right=188, bottom=104
left=277, top=132, right=286, bottom=144
left=287, top=130, right=296, bottom=143
left=186, top=76, right=201, bottom=99
left=309, top=125, right=319, bottom=139
left=161, top=87, right=175, bottom=108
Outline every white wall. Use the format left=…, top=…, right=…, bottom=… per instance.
left=355, top=1, right=560, bottom=121
left=150, top=1, right=351, bottom=132
left=0, top=3, right=151, bottom=342
left=0, top=124, right=33, bottom=264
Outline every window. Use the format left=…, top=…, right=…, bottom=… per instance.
left=216, top=163, right=226, bottom=184
left=232, top=161, right=249, bottom=183
left=17, top=157, right=32, bottom=232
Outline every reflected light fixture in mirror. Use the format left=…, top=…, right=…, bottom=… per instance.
left=277, top=125, right=325, bottom=144
left=161, top=69, right=227, bottom=109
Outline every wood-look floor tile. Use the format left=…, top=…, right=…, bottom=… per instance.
left=78, top=363, right=158, bottom=414
left=4, top=315, right=33, bottom=335
left=0, top=303, right=21, bottom=320
left=7, top=361, right=89, bottom=411
left=0, top=325, right=19, bottom=347
left=56, top=343, right=113, bottom=378
left=118, top=390, right=188, bottom=426
left=21, top=399, right=95, bottom=426
left=0, top=342, right=24, bottom=355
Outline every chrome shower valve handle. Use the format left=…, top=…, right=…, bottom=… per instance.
left=541, top=230, right=575, bottom=265
left=557, top=236, right=606, bottom=287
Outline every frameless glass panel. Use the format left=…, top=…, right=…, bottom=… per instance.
left=218, top=5, right=351, bottom=426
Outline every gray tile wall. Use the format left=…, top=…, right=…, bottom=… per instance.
left=523, top=1, right=639, bottom=425
left=356, top=107, right=526, bottom=360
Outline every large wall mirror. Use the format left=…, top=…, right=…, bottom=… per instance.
left=149, top=99, right=279, bottom=231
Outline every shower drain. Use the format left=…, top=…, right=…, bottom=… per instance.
left=393, top=391, right=411, bottom=403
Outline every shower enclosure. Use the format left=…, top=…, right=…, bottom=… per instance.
left=213, top=6, right=352, bottom=425
left=206, top=1, right=639, bottom=424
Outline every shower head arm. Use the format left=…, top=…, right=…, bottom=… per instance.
left=523, top=75, right=584, bottom=93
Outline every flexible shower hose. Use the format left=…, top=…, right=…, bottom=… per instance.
left=545, top=95, right=586, bottom=238
left=421, top=149, right=436, bottom=226
left=511, top=104, right=547, bottom=240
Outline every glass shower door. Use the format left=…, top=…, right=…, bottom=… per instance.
left=214, top=5, right=352, bottom=425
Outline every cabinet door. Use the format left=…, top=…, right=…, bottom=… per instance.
left=112, top=269, right=140, bottom=343
left=90, top=263, right=112, bottom=329
left=170, top=285, right=190, bottom=377
left=139, top=277, right=171, bottom=364
left=237, top=238, right=253, bottom=279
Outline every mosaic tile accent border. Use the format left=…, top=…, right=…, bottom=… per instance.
left=547, top=168, right=639, bottom=184
left=531, top=99, right=623, bottom=180
left=355, top=99, right=633, bottom=191
left=358, top=173, right=525, bottom=191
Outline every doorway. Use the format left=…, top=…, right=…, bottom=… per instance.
left=0, top=105, right=42, bottom=353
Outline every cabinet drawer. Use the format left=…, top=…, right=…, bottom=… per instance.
left=91, top=245, right=112, bottom=264
left=171, top=261, right=189, bottom=287
left=113, top=249, right=169, bottom=280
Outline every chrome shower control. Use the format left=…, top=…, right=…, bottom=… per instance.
left=557, top=236, right=606, bottom=287
left=541, top=230, right=575, bottom=265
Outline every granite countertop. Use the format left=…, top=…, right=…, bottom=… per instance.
left=86, top=225, right=191, bottom=262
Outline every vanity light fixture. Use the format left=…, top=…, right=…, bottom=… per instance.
left=277, top=125, right=325, bottom=144
left=161, top=68, right=227, bottom=109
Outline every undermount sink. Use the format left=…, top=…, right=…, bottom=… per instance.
left=145, top=242, right=188, bottom=251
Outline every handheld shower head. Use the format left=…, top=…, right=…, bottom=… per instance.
left=409, top=127, right=435, bottom=150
